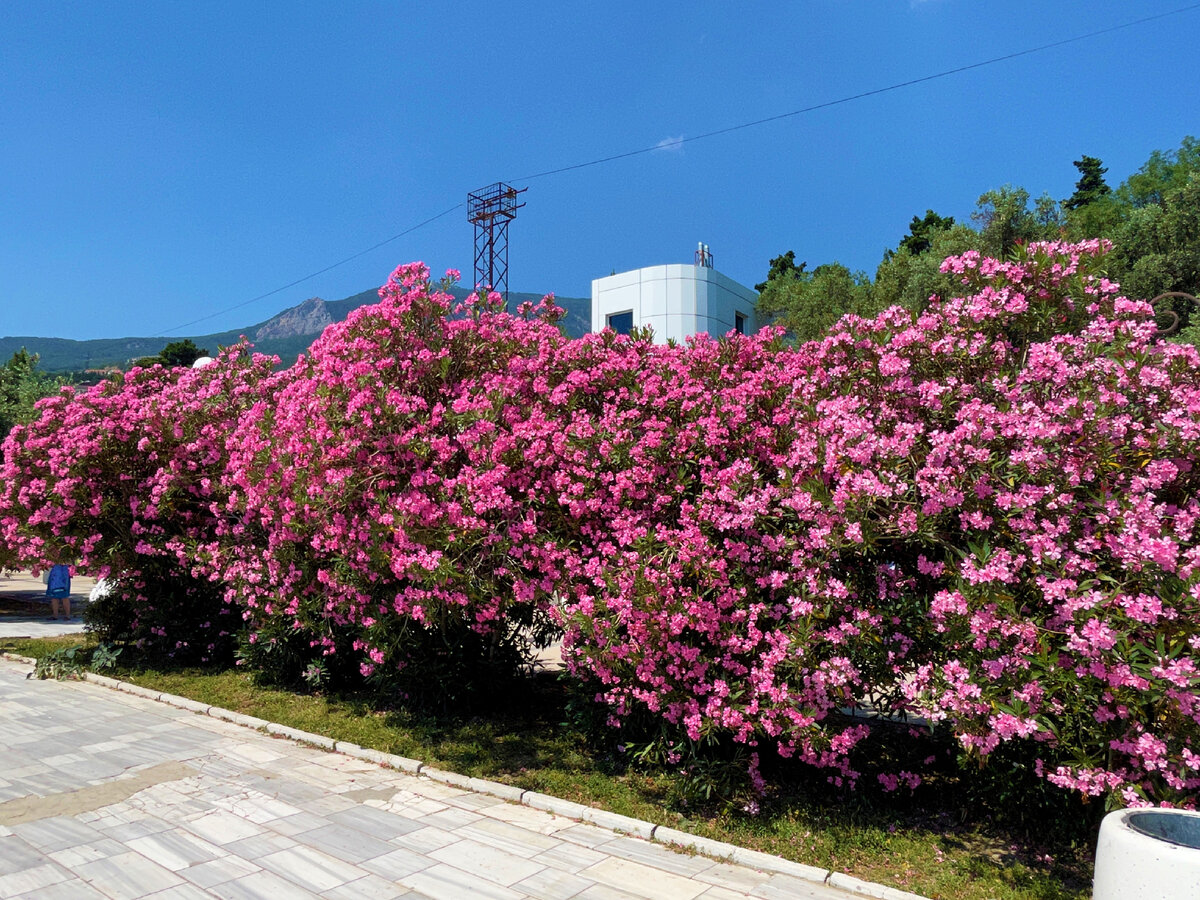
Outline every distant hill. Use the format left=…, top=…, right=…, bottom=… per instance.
left=1, top=286, right=591, bottom=373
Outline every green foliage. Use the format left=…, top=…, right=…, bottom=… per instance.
left=897, top=209, right=956, bottom=256
left=754, top=250, right=806, bottom=293
left=971, top=186, right=1061, bottom=257
left=82, top=567, right=237, bottom=666
left=0, top=348, right=67, bottom=445
left=136, top=339, right=209, bottom=369
left=874, top=224, right=982, bottom=312
left=1063, top=155, right=1111, bottom=211
left=756, top=261, right=877, bottom=342
left=1112, top=177, right=1200, bottom=311
left=1117, top=135, right=1200, bottom=208
left=31, top=645, right=85, bottom=680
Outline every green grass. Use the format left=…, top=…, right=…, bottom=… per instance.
left=2, top=635, right=1093, bottom=900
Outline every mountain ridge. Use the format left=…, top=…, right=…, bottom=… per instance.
left=2, top=286, right=591, bottom=372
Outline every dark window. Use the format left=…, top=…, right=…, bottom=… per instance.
left=607, top=311, right=634, bottom=335
left=735, top=312, right=747, bottom=335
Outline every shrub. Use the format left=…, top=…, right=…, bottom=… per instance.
left=0, top=346, right=277, bottom=663
left=220, top=265, right=567, bottom=703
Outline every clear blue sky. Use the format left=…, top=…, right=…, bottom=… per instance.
left=3, top=1, right=1198, bottom=341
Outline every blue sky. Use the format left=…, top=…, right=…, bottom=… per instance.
left=2, top=1, right=1198, bottom=341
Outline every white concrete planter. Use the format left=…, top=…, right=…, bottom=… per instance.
left=1093, top=808, right=1200, bottom=900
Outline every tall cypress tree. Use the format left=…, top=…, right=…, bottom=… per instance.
left=1064, top=155, right=1112, bottom=211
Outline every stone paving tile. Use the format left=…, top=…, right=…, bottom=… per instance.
left=177, top=854, right=262, bottom=891
left=417, top=805, right=486, bottom=831
left=142, top=882, right=215, bottom=899
left=295, top=821, right=400, bottom=862
left=399, top=861, right=527, bottom=900
left=574, top=884, right=645, bottom=900
left=204, top=867, right=324, bottom=900
left=359, top=844, right=434, bottom=881
left=73, top=849, right=187, bottom=896
left=388, top=823, right=462, bottom=854
left=180, top=809, right=269, bottom=846
left=0, top=860, right=74, bottom=897
left=254, top=843, right=369, bottom=893
left=750, top=872, right=851, bottom=899
left=428, top=836, right=547, bottom=885
left=512, top=864, right=596, bottom=899
left=601, top=834, right=719, bottom=878
left=47, top=837, right=128, bottom=867
left=221, top=829, right=300, bottom=862
left=125, top=827, right=227, bottom=871
left=579, top=856, right=710, bottom=900
left=324, top=871, right=417, bottom=899
left=0, top=834, right=56, bottom=874
left=694, top=860, right=775, bottom=892
left=553, top=822, right=625, bottom=848
left=699, top=887, right=761, bottom=900
left=11, top=879, right=109, bottom=899
left=457, top=815, right=564, bottom=857
left=531, top=840, right=610, bottom=874
left=326, top=800, right=428, bottom=839
left=0, top=658, right=880, bottom=900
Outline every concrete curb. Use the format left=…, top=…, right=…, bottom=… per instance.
left=2, top=652, right=931, bottom=900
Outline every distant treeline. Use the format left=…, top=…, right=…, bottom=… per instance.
left=757, top=136, right=1200, bottom=343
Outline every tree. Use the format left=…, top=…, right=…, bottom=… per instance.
left=874, top=224, right=983, bottom=313
left=754, top=250, right=806, bottom=293
left=1110, top=177, right=1200, bottom=339
left=897, top=210, right=956, bottom=256
left=972, top=186, right=1060, bottom=257
left=0, top=349, right=66, bottom=446
left=135, top=339, right=209, bottom=369
left=1118, top=135, right=1200, bottom=208
left=1063, top=155, right=1111, bottom=211
left=757, top=261, right=876, bottom=342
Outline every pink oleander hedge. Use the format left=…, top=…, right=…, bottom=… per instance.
left=213, top=266, right=568, bottom=698
left=0, top=241, right=1196, bottom=809
left=0, top=346, right=278, bottom=661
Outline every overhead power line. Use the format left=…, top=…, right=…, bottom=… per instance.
left=512, top=3, right=1200, bottom=182
left=156, top=2, right=1200, bottom=337
left=153, top=203, right=463, bottom=337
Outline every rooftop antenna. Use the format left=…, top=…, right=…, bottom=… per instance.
left=467, top=182, right=527, bottom=302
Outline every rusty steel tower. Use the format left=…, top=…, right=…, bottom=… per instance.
left=467, top=182, right=526, bottom=300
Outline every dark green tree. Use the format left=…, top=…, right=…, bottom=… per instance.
left=135, top=339, right=209, bottom=369
left=897, top=210, right=957, bottom=255
left=1064, top=155, right=1112, bottom=211
left=754, top=251, right=806, bottom=293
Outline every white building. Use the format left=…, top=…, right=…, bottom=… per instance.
left=591, top=244, right=758, bottom=344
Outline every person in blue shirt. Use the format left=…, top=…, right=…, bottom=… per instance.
left=45, top=564, right=72, bottom=620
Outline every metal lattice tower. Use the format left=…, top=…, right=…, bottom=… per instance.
left=467, top=182, right=526, bottom=301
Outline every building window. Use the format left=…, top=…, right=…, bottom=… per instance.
left=735, top=312, right=747, bottom=335
left=607, top=311, right=634, bottom=335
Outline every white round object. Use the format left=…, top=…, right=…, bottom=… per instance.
left=1093, top=808, right=1200, bottom=900
left=192, top=356, right=215, bottom=368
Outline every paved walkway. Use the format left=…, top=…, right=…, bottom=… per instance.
left=0, top=658, right=891, bottom=900
left=0, top=570, right=93, bottom=639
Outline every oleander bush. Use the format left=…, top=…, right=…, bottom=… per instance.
left=217, top=265, right=568, bottom=705
left=1, top=242, right=1196, bottom=811
left=0, top=346, right=277, bottom=663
